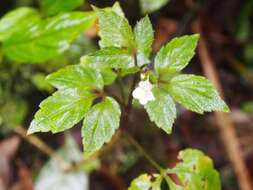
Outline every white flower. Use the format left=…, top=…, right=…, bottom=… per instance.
left=132, top=79, right=155, bottom=105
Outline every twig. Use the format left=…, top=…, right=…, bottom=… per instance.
left=125, top=132, right=164, bottom=173
left=117, top=76, right=126, bottom=106
left=127, top=74, right=139, bottom=110
left=193, top=20, right=253, bottom=190
left=14, top=126, right=70, bottom=170
left=65, top=130, right=122, bottom=172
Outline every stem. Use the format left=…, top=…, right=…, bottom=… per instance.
left=117, top=75, right=126, bottom=105
left=65, top=130, right=122, bottom=172
left=127, top=74, right=139, bottom=110
left=14, top=126, right=70, bottom=170
left=125, top=132, right=164, bottom=172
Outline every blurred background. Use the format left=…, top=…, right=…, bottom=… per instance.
left=0, top=0, right=253, bottom=189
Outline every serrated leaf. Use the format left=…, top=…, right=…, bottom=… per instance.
left=81, top=47, right=135, bottom=70
left=167, top=74, right=229, bottom=114
left=134, top=16, right=154, bottom=66
left=155, top=34, right=199, bottom=74
left=170, top=149, right=221, bottom=190
left=128, top=174, right=152, bottom=190
left=151, top=175, right=163, bottom=190
left=139, top=0, right=169, bottom=14
left=95, top=8, right=135, bottom=50
left=28, top=89, right=94, bottom=134
left=3, top=12, right=96, bottom=63
left=100, top=68, right=117, bottom=85
left=41, top=0, right=85, bottom=16
left=0, top=7, right=40, bottom=41
left=35, top=134, right=89, bottom=190
left=165, top=177, right=183, bottom=190
left=82, top=97, right=121, bottom=154
left=111, top=2, right=125, bottom=17
left=144, top=87, right=176, bottom=134
left=46, top=65, right=103, bottom=90
left=128, top=174, right=162, bottom=190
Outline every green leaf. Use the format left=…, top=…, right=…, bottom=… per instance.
left=3, top=12, right=96, bottom=63
left=95, top=7, right=135, bottom=50
left=28, top=89, right=94, bottom=134
left=0, top=7, right=40, bottom=41
left=155, top=34, right=199, bottom=74
left=128, top=174, right=162, bottom=190
left=81, top=47, right=135, bottom=70
left=31, top=73, right=54, bottom=93
left=165, top=177, right=183, bottom=190
left=167, top=74, right=229, bottom=114
left=111, top=2, right=125, bottom=17
left=151, top=175, right=163, bottom=190
left=128, top=174, right=152, bottom=190
left=35, top=134, right=89, bottom=190
left=139, top=0, right=169, bottom=14
left=100, top=68, right=117, bottom=85
left=134, top=16, right=154, bottom=66
left=144, top=87, right=176, bottom=134
left=46, top=65, right=104, bottom=90
left=170, top=149, right=221, bottom=190
left=41, top=0, right=85, bottom=16
left=82, top=97, right=121, bottom=154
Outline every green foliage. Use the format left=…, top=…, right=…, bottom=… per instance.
left=167, top=74, right=229, bottom=114
left=0, top=8, right=96, bottom=63
left=81, top=47, right=135, bottom=70
left=0, top=2, right=228, bottom=188
left=82, top=97, right=121, bottom=154
left=28, top=2, right=228, bottom=163
left=168, top=149, right=221, bottom=190
left=155, top=34, right=199, bottom=74
left=129, top=149, right=221, bottom=190
left=134, top=16, right=154, bottom=67
left=28, top=89, right=95, bottom=134
left=46, top=65, right=104, bottom=90
left=144, top=87, right=176, bottom=134
left=41, top=0, right=85, bottom=16
left=94, top=5, right=135, bottom=50
left=139, top=0, right=169, bottom=14
left=0, top=7, right=39, bottom=41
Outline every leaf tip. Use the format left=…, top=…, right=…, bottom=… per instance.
left=27, top=127, right=36, bottom=135
left=223, top=104, right=230, bottom=113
